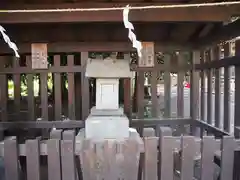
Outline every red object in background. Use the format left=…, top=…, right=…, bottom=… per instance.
left=185, top=82, right=190, bottom=88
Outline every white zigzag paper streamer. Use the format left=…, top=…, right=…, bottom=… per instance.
left=0, top=25, right=19, bottom=58
left=123, top=5, right=142, bottom=58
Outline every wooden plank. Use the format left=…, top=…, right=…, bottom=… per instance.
left=200, top=52, right=205, bottom=121
left=26, top=55, right=35, bottom=121
left=123, top=53, right=131, bottom=119
left=50, top=129, right=62, bottom=139
left=220, top=136, right=235, bottom=180
left=137, top=71, right=145, bottom=118
left=123, top=140, right=139, bottom=180
left=139, top=42, right=154, bottom=67
left=4, top=138, right=19, bottom=180
left=234, top=40, right=240, bottom=137
left=26, top=139, right=41, bottom=180
left=194, top=55, right=240, bottom=70
left=61, top=131, right=76, bottom=180
left=47, top=139, right=61, bottom=180
left=160, top=136, right=175, bottom=180
left=180, top=136, right=195, bottom=180
left=190, top=51, right=200, bottom=133
left=62, top=130, right=75, bottom=141
left=212, top=47, right=221, bottom=128
left=31, top=43, right=48, bottom=69
left=0, top=120, right=84, bottom=129
left=0, top=56, right=8, bottom=122
left=151, top=71, right=158, bottom=117
left=0, top=66, right=83, bottom=74
left=80, top=140, right=92, bottom=180
left=164, top=54, right=171, bottom=117
left=124, top=78, right=131, bottom=118
left=40, top=72, right=48, bottom=120
left=200, top=136, right=215, bottom=180
left=13, top=56, right=21, bottom=117
left=67, top=55, right=75, bottom=120
left=143, top=127, right=155, bottom=137
left=143, top=137, right=158, bottom=180
left=177, top=53, right=184, bottom=117
left=197, top=19, right=240, bottom=48
left=81, top=52, right=90, bottom=120
left=0, top=3, right=239, bottom=23
left=0, top=42, right=191, bottom=54
left=206, top=51, right=213, bottom=125
left=53, top=55, right=62, bottom=121
left=223, top=43, right=231, bottom=132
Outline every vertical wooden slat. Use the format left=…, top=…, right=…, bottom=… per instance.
left=26, top=139, right=41, bottom=180
left=180, top=136, right=195, bottom=180
left=0, top=56, right=8, bottom=122
left=40, top=72, right=48, bottom=120
left=200, top=136, right=215, bottom=180
left=81, top=52, right=90, bottom=120
left=54, top=55, right=62, bottom=121
left=212, top=47, right=221, bottom=128
left=223, top=43, right=230, bottom=132
left=160, top=136, right=175, bottom=180
left=47, top=139, right=61, bottom=180
left=80, top=140, right=92, bottom=180
left=177, top=53, right=184, bottom=117
left=200, top=51, right=205, bottom=121
left=13, top=57, right=21, bottom=118
left=143, top=128, right=155, bottom=137
left=206, top=51, right=213, bottom=125
left=123, top=53, right=131, bottom=118
left=50, top=129, right=62, bottom=139
left=124, top=78, right=131, bottom=118
left=151, top=71, right=158, bottom=118
left=220, top=136, right=235, bottom=180
left=61, top=130, right=76, bottom=180
left=67, top=55, right=75, bottom=120
left=123, top=140, right=139, bottom=180
left=164, top=54, right=171, bottom=117
left=143, top=137, right=158, bottom=180
left=26, top=56, right=35, bottom=121
left=4, top=138, right=19, bottom=180
left=234, top=40, right=240, bottom=137
left=137, top=71, right=145, bottom=118
left=190, top=51, right=200, bottom=134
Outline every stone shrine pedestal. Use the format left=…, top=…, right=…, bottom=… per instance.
left=82, top=55, right=142, bottom=144
left=85, top=107, right=129, bottom=140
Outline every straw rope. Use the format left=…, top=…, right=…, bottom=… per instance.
left=0, top=1, right=239, bottom=13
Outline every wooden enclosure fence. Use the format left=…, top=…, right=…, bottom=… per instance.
left=0, top=128, right=237, bottom=180
left=0, top=53, right=90, bottom=122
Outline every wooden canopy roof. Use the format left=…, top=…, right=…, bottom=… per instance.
left=0, top=0, right=239, bottom=52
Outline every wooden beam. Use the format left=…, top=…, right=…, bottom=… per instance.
left=169, top=23, right=200, bottom=42
left=0, top=2, right=239, bottom=23
left=3, top=23, right=170, bottom=42
left=0, top=42, right=192, bottom=54
left=198, top=24, right=214, bottom=38
left=195, top=19, right=240, bottom=48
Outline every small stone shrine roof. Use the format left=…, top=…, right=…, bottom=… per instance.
left=85, top=57, right=133, bottom=78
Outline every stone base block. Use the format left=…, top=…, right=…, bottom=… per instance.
left=85, top=115, right=129, bottom=139
left=90, top=107, right=124, bottom=116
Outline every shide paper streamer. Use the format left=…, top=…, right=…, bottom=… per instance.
left=123, top=5, right=142, bottom=58
left=0, top=25, right=19, bottom=58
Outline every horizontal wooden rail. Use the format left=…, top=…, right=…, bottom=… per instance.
left=194, top=55, right=240, bottom=70
left=0, top=66, right=83, bottom=74
left=0, top=135, right=240, bottom=156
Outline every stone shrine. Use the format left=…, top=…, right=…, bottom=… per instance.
left=84, top=54, right=134, bottom=140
